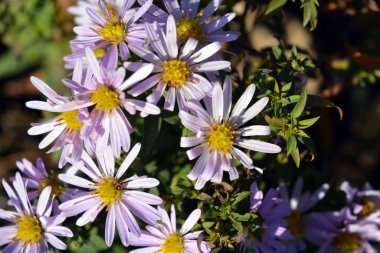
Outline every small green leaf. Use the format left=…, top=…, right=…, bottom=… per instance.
left=232, top=191, right=250, bottom=206
left=287, top=135, right=297, bottom=156
left=265, top=0, right=288, bottom=15
left=299, top=116, right=320, bottom=128
left=272, top=46, right=284, bottom=61
left=291, top=88, right=307, bottom=118
left=265, top=115, right=286, bottom=129
left=290, top=145, right=300, bottom=167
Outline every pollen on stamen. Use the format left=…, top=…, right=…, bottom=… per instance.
left=98, top=20, right=126, bottom=43
left=61, top=110, right=83, bottom=131
left=207, top=123, right=236, bottom=155
left=162, top=60, right=191, bottom=88
left=16, top=216, right=43, bottom=244
left=176, top=18, right=205, bottom=43
left=162, top=233, right=185, bottom=253
left=40, top=173, right=64, bottom=196
left=96, top=177, right=123, bottom=208
left=90, top=86, right=120, bottom=111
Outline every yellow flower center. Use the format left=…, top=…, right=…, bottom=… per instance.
left=285, top=211, right=304, bottom=237
left=90, top=86, right=120, bottom=111
left=162, top=233, right=185, bottom=253
left=208, top=123, right=235, bottom=155
left=99, top=20, right=126, bottom=43
left=162, top=60, right=191, bottom=88
left=40, top=174, right=64, bottom=196
left=61, top=110, right=83, bottom=131
left=177, top=18, right=205, bottom=43
left=16, top=216, right=43, bottom=244
left=96, top=178, right=123, bottom=208
left=333, top=232, right=361, bottom=253
left=358, top=199, right=377, bottom=218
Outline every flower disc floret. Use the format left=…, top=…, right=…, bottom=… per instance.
left=91, top=86, right=120, bottom=111
left=40, top=175, right=64, bottom=196
left=162, top=60, right=191, bottom=88
left=97, top=178, right=123, bottom=207
left=98, top=20, right=126, bottom=43
left=285, top=211, right=304, bottom=237
left=61, top=110, right=83, bottom=131
left=16, top=216, right=43, bottom=244
left=177, top=18, right=205, bottom=43
left=162, top=233, right=185, bottom=253
left=208, top=123, right=235, bottom=155
left=333, top=232, right=362, bottom=253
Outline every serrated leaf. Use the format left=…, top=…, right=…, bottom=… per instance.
left=299, top=116, right=320, bottom=128
left=265, top=0, right=288, bottom=15
left=291, top=88, right=307, bottom=118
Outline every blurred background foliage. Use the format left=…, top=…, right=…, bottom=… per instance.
left=0, top=0, right=379, bottom=251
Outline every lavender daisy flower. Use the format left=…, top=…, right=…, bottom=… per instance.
left=67, top=0, right=152, bottom=67
left=278, top=177, right=329, bottom=252
left=138, top=0, right=240, bottom=44
left=241, top=182, right=291, bottom=253
left=14, top=158, right=80, bottom=214
left=129, top=205, right=211, bottom=253
left=58, top=144, right=162, bottom=247
left=305, top=208, right=380, bottom=253
left=58, top=48, right=160, bottom=157
left=124, top=15, right=230, bottom=111
left=0, top=173, right=73, bottom=252
left=341, top=181, right=380, bottom=219
left=68, top=0, right=135, bottom=26
left=26, top=76, right=92, bottom=168
left=179, top=77, right=281, bottom=189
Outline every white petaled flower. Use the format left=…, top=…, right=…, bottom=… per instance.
left=130, top=205, right=211, bottom=253
left=179, top=77, right=281, bottom=189
left=58, top=144, right=162, bottom=247
left=124, top=14, right=230, bottom=112
left=0, top=173, right=73, bottom=253
left=26, top=76, right=91, bottom=168
left=139, top=0, right=239, bottom=44
left=57, top=48, right=160, bottom=158
left=67, top=0, right=152, bottom=67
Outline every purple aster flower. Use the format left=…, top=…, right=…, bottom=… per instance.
left=124, top=15, right=230, bottom=112
left=67, top=0, right=152, bottom=67
left=0, top=173, right=73, bottom=252
left=179, top=77, right=281, bottom=189
left=341, top=181, right=380, bottom=219
left=68, top=0, right=136, bottom=26
left=57, top=48, right=160, bottom=157
left=241, top=182, right=291, bottom=253
left=58, top=143, right=162, bottom=247
left=305, top=208, right=380, bottom=253
left=26, top=76, right=92, bottom=168
left=129, top=205, right=211, bottom=253
left=13, top=158, right=80, bottom=215
left=278, top=177, right=329, bottom=252
left=138, top=0, right=240, bottom=44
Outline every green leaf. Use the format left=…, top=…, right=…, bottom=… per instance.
left=290, top=145, right=300, bottom=167
left=272, top=46, right=285, bottom=61
left=265, top=0, right=288, bottom=15
left=287, top=135, right=297, bottom=156
left=265, top=115, right=286, bottom=129
left=235, top=213, right=258, bottom=222
left=299, top=116, right=320, bottom=128
left=291, top=88, right=307, bottom=118
left=232, top=191, right=250, bottom=206
left=301, top=0, right=319, bottom=30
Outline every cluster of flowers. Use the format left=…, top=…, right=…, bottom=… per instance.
left=241, top=178, right=380, bottom=253
left=0, top=0, right=282, bottom=252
